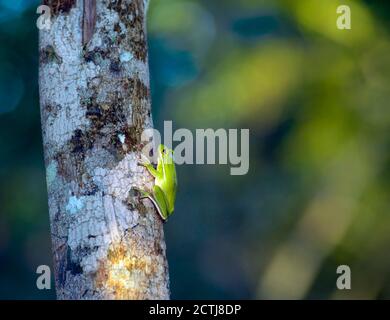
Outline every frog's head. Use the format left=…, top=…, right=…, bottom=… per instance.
left=158, top=144, right=174, bottom=164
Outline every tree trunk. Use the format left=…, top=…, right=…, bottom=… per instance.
left=39, top=0, right=170, bottom=299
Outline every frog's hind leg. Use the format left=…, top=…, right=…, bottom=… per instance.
left=132, top=187, right=150, bottom=199
left=133, top=186, right=169, bottom=222
left=133, top=187, right=156, bottom=211
left=152, top=185, right=170, bottom=221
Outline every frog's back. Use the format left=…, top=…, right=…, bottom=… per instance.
left=167, top=169, right=177, bottom=214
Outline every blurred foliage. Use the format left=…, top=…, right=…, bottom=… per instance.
left=1, top=0, right=390, bottom=299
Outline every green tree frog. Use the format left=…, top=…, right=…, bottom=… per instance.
left=138, top=144, right=177, bottom=221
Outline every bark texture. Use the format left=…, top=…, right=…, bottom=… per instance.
left=39, top=0, right=170, bottom=299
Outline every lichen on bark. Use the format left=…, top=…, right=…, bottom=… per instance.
left=39, top=0, right=170, bottom=299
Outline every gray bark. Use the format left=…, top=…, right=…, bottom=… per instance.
left=39, top=0, right=170, bottom=299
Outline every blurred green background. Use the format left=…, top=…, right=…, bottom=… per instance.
left=1, top=0, right=390, bottom=299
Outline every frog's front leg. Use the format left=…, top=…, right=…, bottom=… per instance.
left=143, top=162, right=159, bottom=178
left=138, top=155, right=159, bottom=178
